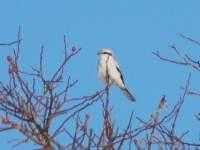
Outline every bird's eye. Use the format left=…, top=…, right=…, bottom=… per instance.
left=102, top=52, right=112, bottom=56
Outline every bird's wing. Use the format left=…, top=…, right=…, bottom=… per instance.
left=115, top=62, right=125, bottom=84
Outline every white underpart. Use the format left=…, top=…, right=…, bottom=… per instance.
left=97, top=48, right=136, bottom=101
left=97, top=51, right=125, bottom=88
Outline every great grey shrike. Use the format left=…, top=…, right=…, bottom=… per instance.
left=97, top=48, right=136, bottom=102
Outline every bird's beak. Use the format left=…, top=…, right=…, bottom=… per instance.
left=97, top=52, right=100, bottom=55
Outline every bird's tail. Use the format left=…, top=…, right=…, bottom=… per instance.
left=121, top=88, right=136, bottom=102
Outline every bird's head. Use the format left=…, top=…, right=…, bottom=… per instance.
left=97, top=48, right=114, bottom=57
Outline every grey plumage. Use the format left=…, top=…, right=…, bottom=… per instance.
left=97, top=48, right=136, bottom=102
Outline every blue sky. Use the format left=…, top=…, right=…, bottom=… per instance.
left=0, top=1, right=200, bottom=149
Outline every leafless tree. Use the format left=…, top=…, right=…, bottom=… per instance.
left=0, top=27, right=199, bottom=150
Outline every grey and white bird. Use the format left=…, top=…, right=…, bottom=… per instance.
left=97, top=48, right=136, bottom=102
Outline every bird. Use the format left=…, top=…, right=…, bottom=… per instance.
left=97, top=48, right=136, bottom=102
